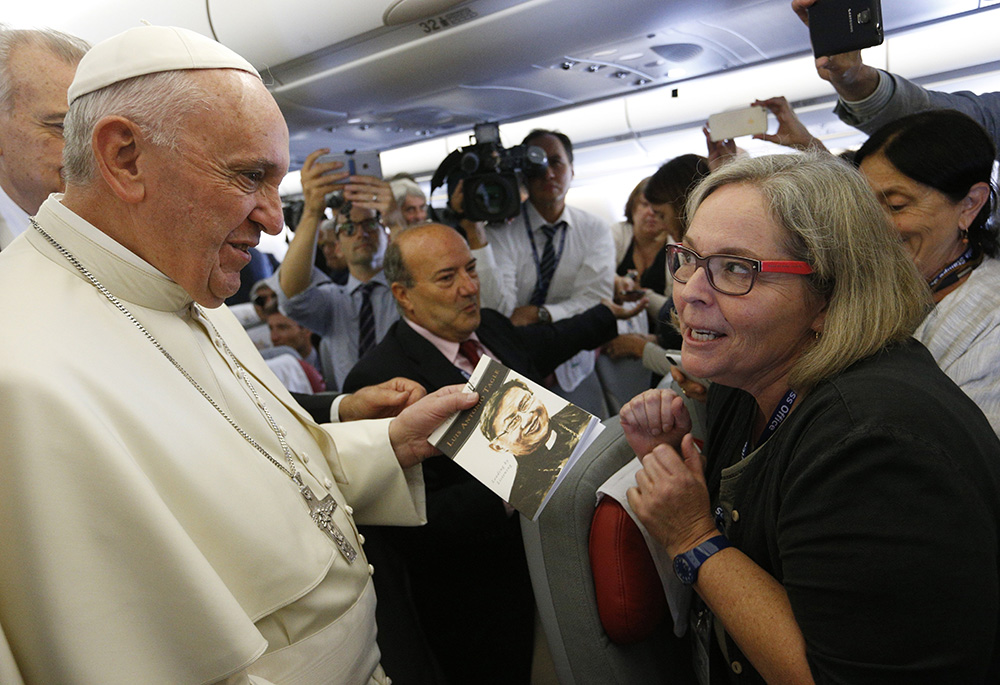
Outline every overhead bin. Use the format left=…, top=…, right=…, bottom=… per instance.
left=208, top=0, right=469, bottom=70
left=210, top=0, right=754, bottom=158
left=499, top=99, right=631, bottom=149
left=33, top=0, right=988, bottom=166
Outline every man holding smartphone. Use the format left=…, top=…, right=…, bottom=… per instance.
left=277, top=148, right=400, bottom=391
left=792, top=0, right=1000, bottom=163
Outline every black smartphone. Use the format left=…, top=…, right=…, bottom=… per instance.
left=807, top=0, right=883, bottom=58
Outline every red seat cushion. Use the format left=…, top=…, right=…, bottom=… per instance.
left=588, top=497, right=667, bottom=644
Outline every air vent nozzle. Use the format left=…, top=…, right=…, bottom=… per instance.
left=651, top=43, right=704, bottom=63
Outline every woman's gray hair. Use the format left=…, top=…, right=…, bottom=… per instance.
left=685, top=152, right=931, bottom=391
left=63, top=70, right=211, bottom=185
left=0, top=25, right=89, bottom=112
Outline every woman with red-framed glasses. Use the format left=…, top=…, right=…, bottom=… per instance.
left=665, top=242, right=814, bottom=296
left=618, top=152, right=1000, bottom=684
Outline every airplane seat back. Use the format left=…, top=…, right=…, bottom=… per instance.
left=520, top=415, right=694, bottom=684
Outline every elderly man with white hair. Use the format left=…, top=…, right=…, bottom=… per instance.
left=0, top=25, right=477, bottom=685
left=0, top=24, right=89, bottom=250
left=389, top=175, right=428, bottom=227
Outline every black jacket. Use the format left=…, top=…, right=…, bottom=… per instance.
left=341, top=304, right=616, bottom=685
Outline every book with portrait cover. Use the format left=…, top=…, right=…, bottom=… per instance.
left=429, top=355, right=605, bottom=520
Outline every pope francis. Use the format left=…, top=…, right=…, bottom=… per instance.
left=0, top=25, right=477, bottom=685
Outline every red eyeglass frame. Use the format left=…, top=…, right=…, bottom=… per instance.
left=667, top=243, right=814, bottom=296
left=669, top=243, right=813, bottom=276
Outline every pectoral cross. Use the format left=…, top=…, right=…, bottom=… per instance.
left=300, top=485, right=358, bottom=564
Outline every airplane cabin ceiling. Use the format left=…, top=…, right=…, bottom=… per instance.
left=29, top=0, right=986, bottom=166
left=217, top=0, right=975, bottom=166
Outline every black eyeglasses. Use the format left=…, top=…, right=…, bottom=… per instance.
left=336, top=217, right=384, bottom=237
left=666, top=243, right=813, bottom=296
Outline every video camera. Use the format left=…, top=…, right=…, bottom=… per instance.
left=430, top=123, right=547, bottom=222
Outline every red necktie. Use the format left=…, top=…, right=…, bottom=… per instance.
left=458, top=339, right=482, bottom=368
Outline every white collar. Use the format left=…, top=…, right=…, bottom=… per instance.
left=29, top=196, right=192, bottom=312
left=525, top=201, right=569, bottom=231
left=545, top=427, right=558, bottom=450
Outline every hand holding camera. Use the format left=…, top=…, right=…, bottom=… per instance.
left=431, top=123, right=548, bottom=222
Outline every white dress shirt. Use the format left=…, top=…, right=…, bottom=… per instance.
left=473, top=202, right=615, bottom=391
left=474, top=202, right=615, bottom=321
left=278, top=268, right=398, bottom=392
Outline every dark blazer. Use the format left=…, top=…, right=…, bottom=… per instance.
left=346, top=304, right=616, bottom=534
left=342, top=305, right=616, bottom=685
left=345, top=305, right=618, bottom=395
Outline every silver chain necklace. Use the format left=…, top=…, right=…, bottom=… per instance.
left=32, top=218, right=357, bottom=564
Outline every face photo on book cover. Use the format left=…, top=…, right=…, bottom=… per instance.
left=478, top=378, right=591, bottom=513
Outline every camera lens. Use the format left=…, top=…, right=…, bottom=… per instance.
left=460, top=151, right=481, bottom=174
left=525, top=145, right=547, bottom=166
left=522, top=144, right=548, bottom=179
left=472, top=180, right=507, bottom=215
left=464, top=174, right=520, bottom=221
left=325, top=191, right=346, bottom=211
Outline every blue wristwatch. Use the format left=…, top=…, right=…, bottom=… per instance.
left=673, top=535, right=731, bottom=585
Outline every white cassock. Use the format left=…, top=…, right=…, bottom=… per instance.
left=0, top=197, right=427, bottom=685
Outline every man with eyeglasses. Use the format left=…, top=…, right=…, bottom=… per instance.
left=479, top=377, right=591, bottom=514
left=316, top=218, right=349, bottom=284
left=278, top=148, right=399, bottom=391
left=234, top=279, right=278, bottom=350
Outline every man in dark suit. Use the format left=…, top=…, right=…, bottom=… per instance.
left=343, top=222, right=638, bottom=684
